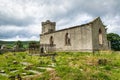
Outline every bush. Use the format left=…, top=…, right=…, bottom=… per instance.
left=98, top=59, right=107, bottom=65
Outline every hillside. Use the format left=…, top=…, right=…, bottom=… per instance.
left=0, top=51, right=120, bottom=80
left=0, top=41, right=39, bottom=49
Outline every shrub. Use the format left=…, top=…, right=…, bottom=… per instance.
left=98, top=59, right=107, bottom=65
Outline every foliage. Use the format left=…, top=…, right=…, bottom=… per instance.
left=29, top=41, right=39, bottom=44
left=107, top=33, right=120, bottom=51
left=54, top=52, right=120, bottom=80
left=0, top=40, right=39, bottom=49
left=15, top=40, right=23, bottom=49
left=0, top=51, right=120, bottom=80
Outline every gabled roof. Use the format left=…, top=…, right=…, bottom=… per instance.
left=41, top=17, right=102, bottom=35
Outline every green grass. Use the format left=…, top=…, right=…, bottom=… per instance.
left=0, top=51, right=120, bottom=80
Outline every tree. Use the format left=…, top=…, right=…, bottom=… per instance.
left=16, top=40, right=23, bottom=49
left=107, top=33, right=120, bottom=51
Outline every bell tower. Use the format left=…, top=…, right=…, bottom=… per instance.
left=41, top=20, right=56, bottom=34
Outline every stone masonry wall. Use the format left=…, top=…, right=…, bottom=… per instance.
left=92, top=18, right=109, bottom=51
left=40, top=24, right=93, bottom=52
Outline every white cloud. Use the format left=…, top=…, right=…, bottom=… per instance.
left=0, top=0, right=120, bottom=41
left=0, top=35, right=39, bottom=41
left=57, top=13, right=93, bottom=30
left=102, top=14, right=120, bottom=34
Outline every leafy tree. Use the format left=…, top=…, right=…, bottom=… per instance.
left=107, top=33, right=120, bottom=51
left=29, top=41, right=38, bottom=44
left=16, top=40, right=23, bottom=49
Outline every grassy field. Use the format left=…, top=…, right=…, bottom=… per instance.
left=0, top=51, right=120, bottom=80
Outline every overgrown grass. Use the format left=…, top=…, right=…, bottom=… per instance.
left=0, top=51, right=120, bottom=80
left=54, top=52, right=120, bottom=80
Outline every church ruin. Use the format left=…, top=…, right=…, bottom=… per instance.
left=40, top=17, right=109, bottom=52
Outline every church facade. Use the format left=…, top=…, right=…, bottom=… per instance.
left=40, top=17, right=109, bottom=52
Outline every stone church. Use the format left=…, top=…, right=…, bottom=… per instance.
left=40, top=17, right=109, bottom=52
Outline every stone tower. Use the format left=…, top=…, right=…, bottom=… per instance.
left=41, top=20, right=56, bottom=34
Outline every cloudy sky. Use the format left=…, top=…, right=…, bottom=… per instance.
left=0, top=0, right=120, bottom=41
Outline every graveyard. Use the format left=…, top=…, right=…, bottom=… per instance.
left=0, top=51, right=120, bottom=80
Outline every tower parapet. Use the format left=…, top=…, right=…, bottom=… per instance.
left=41, top=20, right=56, bottom=34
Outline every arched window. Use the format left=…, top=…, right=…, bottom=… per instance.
left=50, top=36, right=54, bottom=46
left=65, top=33, right=71, bottom=45
left=99, top=29, right=103, bottom=45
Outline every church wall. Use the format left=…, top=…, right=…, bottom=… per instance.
left=92, top=18, right=109, bottom=51
left=40, top=24, right=93, bottom=52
